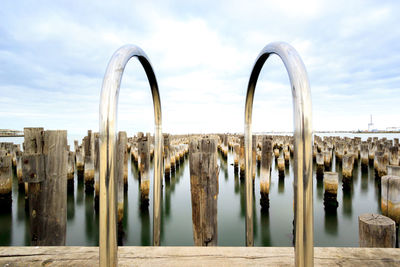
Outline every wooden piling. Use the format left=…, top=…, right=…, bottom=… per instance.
left=360, top=142, right=369, bottom=169
left=277, top=157, right=285, bottom=178
left=233, top=144, right=240, bottom=173
left=359, top=213, right=396, bottom=248
left=323, top=172, right=339, bottom=211
left=16, top=150, right=24, bottom=190
left=138, top=132, right=150, bottom=205
left=260, top=137, right=272, bottom=210
left=164, top=134, right=171, bottom=179
left=375, top=151, right=388, bottom=178
left=0, top=152, right=12, bottom=207
left=83, top=130, right=94, bottom=190
left=74, top=140, right=84, bottom=178
left=389, top=146, right=399, bottom=166
left=117, top=131, right=127, bottom=223
left=387, top=165, right=400, bottom=176
left=189, top=136, right=219, bottom=246
left=316, top=152, right=324, bottom=178
left=342, top=154, right=354, bottom=181
left=381, top=175, right=400, bottom=224
left=67, top=150, right=74, bottom=189
left=22, top=128, right=68, bottom=245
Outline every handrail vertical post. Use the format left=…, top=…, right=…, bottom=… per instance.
left=99, top=45, right=162, bottom=267
left=244, top=42, right=313, bottom=266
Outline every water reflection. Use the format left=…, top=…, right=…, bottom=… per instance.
left=67, top=185, right=75, bottom=220
left=278, top=176, right=285, bottom=194
left=140, top=198, right=151, bottom=245
left=342, top=180, right=353, bottom=218
left=324, top=209, right=338, bottom=236
left=84, top=190, right=96, bottom=244
left=316, top=177, right=323, bottom=201
left=260, top=208, right=271, bottom=246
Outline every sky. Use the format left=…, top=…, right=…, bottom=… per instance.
left=1, top=0, right=399, bottom=136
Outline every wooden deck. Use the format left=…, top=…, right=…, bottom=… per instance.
left=0, top=246, right=399, bottom=266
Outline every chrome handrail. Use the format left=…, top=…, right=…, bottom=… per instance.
left=244, top=42, right=313, bottom=266
left=99, top=45, right=163, bottom=267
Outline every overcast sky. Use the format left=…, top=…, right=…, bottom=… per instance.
left=1, top=0, right=399, bottom=136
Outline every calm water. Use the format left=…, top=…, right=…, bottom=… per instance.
left=1, top=133, right=399, bottom=247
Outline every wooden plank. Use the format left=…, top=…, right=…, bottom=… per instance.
left=0, top=247, right=400, bottom=266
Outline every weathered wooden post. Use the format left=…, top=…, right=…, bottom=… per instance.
left=138, top=132, right=150, bottom=205
left=359, top=213, right=396, bottom=247
left=387, top=165, right=400, bottom=176
left=163, top=133, right=171, bottom=179
left=375, top=151, right=388, bottom=178
left=67, top=149, right=75, bottom=190
left=260, top=137, right=272, bottom=210
left=233, top=144, right=240, bottom=173
left=189, top=136, right=219, bottom=246
left=84, top=130, right=95, bottom=190
left=117, top=131, right=127, bottom=223
left=381, top=175, right=400, bottom=224
left=0, top=150, right=12, bottom=209
left=22, top=128, right=68, bottom=245
left=239, top=136, right=245, bottom=179
left=342, top=154, right=354, bottom=182
left=323, top=172, right=338, bottom=211
left=360, top=142, right=369, bottom=170
left=75, top=140, right=84, bottom=179
left=323, top=149, right=332, bottom=170
left=389, top=146, right=399, bottom=166
left=316, top=152, right=324, bottom=178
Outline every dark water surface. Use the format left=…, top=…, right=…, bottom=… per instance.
left=1, top=133, right=399, bottom=247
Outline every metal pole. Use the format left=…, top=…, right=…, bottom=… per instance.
left=244, top=42, right=313, bottom=266
left=99, top=45, right=163, bottom=267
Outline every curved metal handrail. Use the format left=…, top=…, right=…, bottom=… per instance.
left=244, top=42, right=313, bottom=266
left=99, top=45, right=163, bottom=266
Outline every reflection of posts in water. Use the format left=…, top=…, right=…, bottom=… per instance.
left=117, top=131, right=127, bottom=224
left=140, top=203, right=151, bottom=246
left=0, top=213, right=12, bottom=245
left=260, top=208, right=271, bottom=246
left=22, top=128, right=68, bottom=246
left=138, top=132, right=150, bottom=206
left=67, top=184, right=75, bottom=221
left=324, top=209, right=338, bottom=236
left=381, top=175, right=400, bottom=225
left=260, top=137, right=272, bottom=211
left=342, top=179, right=353, bottom=218
left=278, top=175, right=285, bottom=194
left=359, top=213, right=396, bottom=248
left=360, top=167, right=368, bottom=193
left=85, top=187, right=95, bottom=243
left=189, top=137, right=219, bottom=246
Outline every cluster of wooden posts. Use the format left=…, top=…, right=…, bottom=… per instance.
left=1, top=130, right=399, bottom=248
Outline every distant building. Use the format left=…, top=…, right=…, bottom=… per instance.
left=386, top=127, right=400, bottom=132
left=367, top=115, right=375, bottom=132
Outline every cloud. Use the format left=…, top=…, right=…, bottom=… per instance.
left=0, top=0, right=399, bottom=137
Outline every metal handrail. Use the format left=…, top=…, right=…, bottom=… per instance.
left=99, top=45, right=163, bottom=267
left=244, top=42, right=313, bottom=266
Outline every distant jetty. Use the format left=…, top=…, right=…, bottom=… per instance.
left=0, top=129, right=24, bottom=137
